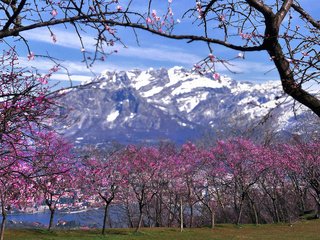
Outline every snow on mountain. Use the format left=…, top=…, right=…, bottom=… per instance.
left=56, top=67, right=317, bottom=145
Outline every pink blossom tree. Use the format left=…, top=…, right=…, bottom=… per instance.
left=80, top=148, right=126, bottom=235
left=0, top=49, right=55, bottom=147
left=212, top=138, right=268, bottom=225
left=258, top=148, right=290, bottom=223
left=174, top=142, right=206, bottom=229
left=281, top=140, right=320, bottom=218
left=121, top=145, right=163, bottom=232
left=150, top=143, right=180, bottom=228
left=196, top=149, right=223, bottom=228
left=30, top=131, right=75, bottom=231
left=0, top=171, right=34, bottom=240
left=0, top=150, right=36, bottom=240
left=0, top=49, right=59, bottom=238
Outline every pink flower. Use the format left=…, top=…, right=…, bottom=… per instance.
left=105, top=25, right=115, bottom=34
left=208, top=53, right=215, bottom=62
left=51, top=33, right=57, bottom=43
left=193, top=64, right=201, bottom=69
left=38, top=76, right=48, bottom=84
left=219, top=14, right=225, bottom=22
left=35, top=95, right=45, bottom=103
left=146, top=17, right=153, bottom=24
left=51, top=9, right=58, bottom=17
left=213, top=73, right=220, bottom=80
left=27, top=52, right=35, bottom=61
left=116, top=5, right=122, bottom=11
left=50, top=65, right=60, bottom=73
left=152, top=10, right=157, bottom=18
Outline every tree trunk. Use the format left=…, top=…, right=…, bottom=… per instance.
left=272, top=199, right=280, bottom=223
left=135, top=203, right=144, bottom=232
left=136, top=211, right=143, bottom=232
left=102, top=203, right=110, bottom=235
left=216, top=190, right=227, bottom=222
left=167, top=203, right=174, bottom=227
left=155, top=196, right=162, bottom=227
left=125, top=201, right=134, bottom=228
left=48, top=207, right=55, bottom=231
left=236, top=195, right=245, bottom=225
left=189, top=203, right=193, bottom=228
left=211, top=209, right=215, bottom=229
left=180, top=198, right=183, bottom=232
left=267, top=41, right=320, bottom=117
left=251, top=201, right=259, bottom=225
left=247, top=195, right=259, bottom=225
left=0, top=207, right=6, bottom=240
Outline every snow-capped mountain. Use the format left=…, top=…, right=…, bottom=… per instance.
left=56, top=67, right=318, bottom=145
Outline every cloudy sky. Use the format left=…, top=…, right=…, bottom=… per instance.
left=11, top=0, right=320, bottom=86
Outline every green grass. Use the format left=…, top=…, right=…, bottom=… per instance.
left=5, top=219, right=320, bottom=240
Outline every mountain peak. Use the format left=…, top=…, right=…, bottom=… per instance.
left=57, top=67, right=316, bottom=146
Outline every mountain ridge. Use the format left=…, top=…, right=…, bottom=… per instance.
left=56, top=67, right=317, bottom=145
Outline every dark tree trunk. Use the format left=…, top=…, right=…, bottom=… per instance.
left=247, top=194, right=259, bottom=225
left=102, top=202, right=110, bottom=235
left=0, top=207, right=6, bottom=240
left=189, top=203, right=193, bottom=228
left=272, top=199, right=280, bottom=223
left=136, top=211, right=143, bottom=232
left=48, top=207, right=55, bottom=231
left=135, top=203, right=144, bottom=232
left=236, top=194, right=245, bottom=225
left=155, top=196, right=163, bottom=227
left=126, top=205, right=134, bottom=228
left=267, top=41, right=320, bottom=117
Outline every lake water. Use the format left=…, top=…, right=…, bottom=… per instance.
left=7, top=206, right=128, bottom=228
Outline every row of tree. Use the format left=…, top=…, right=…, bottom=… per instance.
left=79, top=139, right=320, bottom=234
left=2, top=131, right=319, bottom=237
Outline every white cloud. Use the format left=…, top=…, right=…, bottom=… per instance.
left=19, top=56, right=121, bottom=75
left=50, top=73, right=93, bottom=82
left=116, top=45, right=201, bottom=64
left=22, top=28, right=95, bottom=51
left=22, top=28, right=202, bottom=65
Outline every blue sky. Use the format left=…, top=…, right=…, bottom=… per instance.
left=12, top=0, right=320, bottom=86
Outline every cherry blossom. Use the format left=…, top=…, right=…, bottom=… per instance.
left=51, top=9, right=58, bottom=17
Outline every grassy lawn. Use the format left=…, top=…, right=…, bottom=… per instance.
left=5, top=219, right=320, bottom=240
